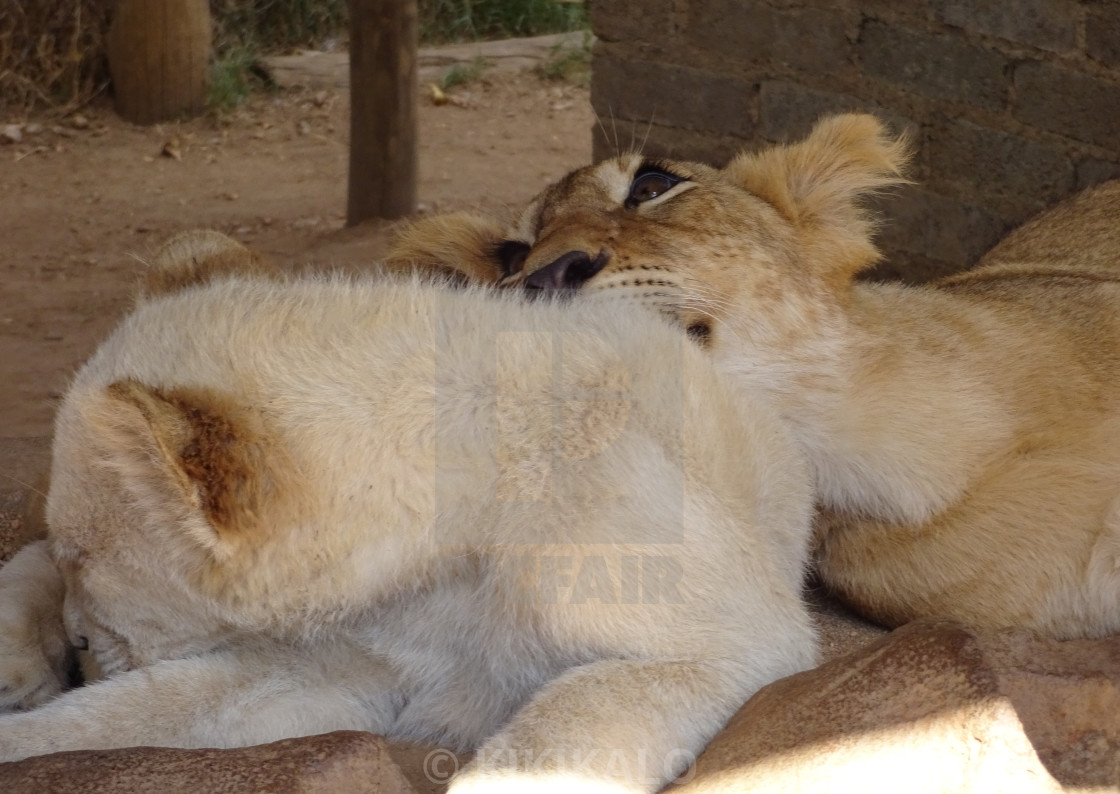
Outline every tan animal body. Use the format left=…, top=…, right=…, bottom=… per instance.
left=0, top=234, right=817, bottom=792
left=390, top=115, right=1120, bottom=640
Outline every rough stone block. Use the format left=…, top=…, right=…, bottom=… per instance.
left=590, top=0, right=675, bottom=46
left=927, top=119, right=1073, bottom=213
left=759, top=81, right=914, bottom=142
left=686, top=0, right=853, bottom=77
left=591, top=55, right=755, bottom=137
left=859, top=19, right=1009, bottom=111
left=1014, top=61, right=1120, bottom=150
left=670, top=620, right=1120, bottom=793
left=1076, top=158, right=1120, bottom=191
left=852, top=0, right=933, bottom=25
left=591, top=120, right=749, bottom=166
left=871, top=185, right=1009, bottom=274
left=933, top=0, right=1077, bottom=53
left=1087, top=8, right=1120, bottom=67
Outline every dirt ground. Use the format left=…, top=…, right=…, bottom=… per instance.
left=0, top=65, right=592, bottom=441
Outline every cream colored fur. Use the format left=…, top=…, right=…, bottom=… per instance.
left=394, top=114, right=1120, bottom=640
left=0, top=233, right=817, bottom=791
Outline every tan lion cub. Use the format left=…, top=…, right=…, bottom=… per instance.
left=390, top=114, right=1120, bottom=640
left=0, top=233, right=816, bottom=792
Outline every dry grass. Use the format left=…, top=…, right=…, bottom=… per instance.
left=0, top=0, right=586, bottom=115
left=0, top=0, right=113, bottom=115
left=0, top=0, right=346, bottom=114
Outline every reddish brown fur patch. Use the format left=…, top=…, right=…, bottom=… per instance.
left=168, top=390, right=261, bottom=536
left=106, top=380, right=284, bottom=542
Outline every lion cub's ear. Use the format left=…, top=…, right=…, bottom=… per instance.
left=726, top=113, right=911, bottom=281
left=385, top=211, right=509, bottom=284
left=92, top=380, right=284, bottom=551
left=139, top=230, right=279, bottom=301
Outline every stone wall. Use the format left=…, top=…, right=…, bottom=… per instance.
left=589, top=0, right=1120, bottom=281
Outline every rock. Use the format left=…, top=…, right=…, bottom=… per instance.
left=2, top=124, right=21, bottom=144
left=260, top=32, right=591, bottom=90
left=386, top=743, right=471, bottom=794
left=672, top=619, right=1120, bottom=793
left=806, top=582, right=889, bottom=663
left=429, top=82, right=450, bottom=106
left=160, top=137, right=182, bottom=161
left=0, top=731, right=418, bottom=794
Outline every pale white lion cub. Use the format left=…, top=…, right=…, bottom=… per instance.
left=0, top=234, right=816, bottom=792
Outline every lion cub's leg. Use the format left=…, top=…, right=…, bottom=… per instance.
left=0, top=541, right=73, bottom=712
left=816, top=435, right=1120, bottom=638
left=0, top=639, right=401, bottom=762
left=451, top=658, right=747, bottom=793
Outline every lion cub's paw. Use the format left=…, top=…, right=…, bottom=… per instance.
left=0, top=542, right=73, bottom=712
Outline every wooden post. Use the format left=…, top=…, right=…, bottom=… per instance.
left=107, top=0, right=212, bottom=125
left=346, top=0, right=419, bottom=224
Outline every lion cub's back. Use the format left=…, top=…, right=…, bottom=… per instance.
left=66, top=275, right=803, bottom=549
left=973, top=179, right=1120, bottom=276
left=80, top=274, right=700, bottom=393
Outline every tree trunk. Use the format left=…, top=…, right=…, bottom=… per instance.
left=347, top=0, right=419, bottom=224
left=107, top=0, right=212, bottom=125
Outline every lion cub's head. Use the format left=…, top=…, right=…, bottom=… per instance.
left=390, top=114, right=908, bottom=352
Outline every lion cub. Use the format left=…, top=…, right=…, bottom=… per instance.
left=0, top=233, right=816, bottom=791
left=392, top=114, right=1120, bottom=640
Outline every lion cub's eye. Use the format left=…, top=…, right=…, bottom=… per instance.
left=626, top=168, right=684, bottom=208
left=496, top=240, right=531, bottom=277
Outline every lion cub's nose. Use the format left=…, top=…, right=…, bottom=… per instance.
left=524, top=250, right=608, bottom=291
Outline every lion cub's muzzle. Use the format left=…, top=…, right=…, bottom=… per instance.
left=523, top=250, right=609, bottom=293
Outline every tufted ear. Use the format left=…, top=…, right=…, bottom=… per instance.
left=90, top=380, right=285, bottom=551
left=385, top=211, right=509, bottom=284
left=725, top=113, right=911, bottom=281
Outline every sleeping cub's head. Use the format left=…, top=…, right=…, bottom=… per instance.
left=45, top=379, right=286, bottom=676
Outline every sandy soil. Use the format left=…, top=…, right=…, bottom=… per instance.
left=0, top=67, right=592, bottom=440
